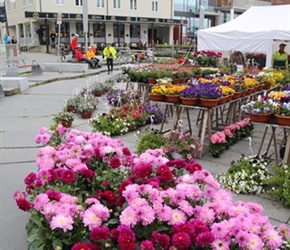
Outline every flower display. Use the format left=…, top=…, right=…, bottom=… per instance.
left=193, top=50, right=222, bottom=67
left=53, top=109, right=75, bottom=123
left=275, top=102, right=290, bottom=116
left=106, top=89, right=140, bottom=107
left=163, top=85, right=187, bottom=96
left=89, top=102, right=164, bottom=136
left=210, top=118, right=254, bottom=157
left=14, top=126, right=290, bottom=250
left=216, top=155, right=270, bottom=194
left=241, top=95, right=275, bottom=114
left=162, top=130, right=201, bottom=161
left=219, top=85, right=235, bottom=96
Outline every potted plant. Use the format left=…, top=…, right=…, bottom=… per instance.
left=65, top=96, right=79, bottom=112
left=52, top=109, right=75, bottom=128
left=241, top=95, right=275, bottom=123
left=193, top=50, right=222, bottom=67
left=77, top=95, right=97, bottom=118
left=274, top=101, right=290, bottom=126
left=179, top=84, right=200, bottom=106
left=163, top=85, right=187, bottom=103
left=198, top=82, right=222, bottom=108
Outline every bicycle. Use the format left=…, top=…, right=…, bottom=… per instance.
left=136, top=51, right=155, bottom=63
left=60, top=47, right=74, bottom=62
left=114, top=47, right=132, bottom=63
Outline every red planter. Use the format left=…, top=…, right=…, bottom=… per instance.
left=166, top=95, right=180, bottom=104
left=61, top=121, right=73, bottom=128
left=263, top=84, right=272, bottom=90
left=147, top=78, right=157, bottom=84
left=218, top=96, right=228, bottom=104
left=274, top=114, right=290, bottom=126
left=249, top=113, right=272, bottom=123
left=81, top=112, right=93, bottom=119
left=200, top=98, right=220, bottom=108
left=180, top=97, right=198, bottom=106
left=150, top=94, right=165, bottom=102
left=232, top=92, right=242, bottom=100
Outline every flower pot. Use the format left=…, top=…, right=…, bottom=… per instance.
left=200, top=98, right=220, bottom=108
left=218, top=96, right=228, bottom=104
left=263, top=83, right=272, bottom=90
left=150, top=94, right=165, bottom=102
left=147, top=78, right=157, bottom=84
left=240, top=90, right=247, bottom=97
left=180, top=97, right=198, bottom=106
left=95, top=91, right=102, bottom=97
left=172, top=79, right=180, bottom=85
left=257, top=84, right=265, bottom=91
left=226, top=95, right=233, bottom=102
left=81, top=112, right=93, bottom=119
left=194, top=75, right=202, bottom=80
left=67, top=107, right=77, bottom=113
left=232, top=91, right=242, bottom=100
left=166, top=95, right=180, bottom=104
left=179, top=78, right=188, bottom=83
left=274, top=114, right=290, bottom=126
left=249, top=113, right=272, bottom=123
left=60, top=120, right=73, bottom=128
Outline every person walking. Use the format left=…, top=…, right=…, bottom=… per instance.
left=272, top=43, right=289, bottom=70
left=103, top=44, right=116, bottom=74
left=11, top=36, right=17, bottom=44
left=50, top=31, right=56, bottom=47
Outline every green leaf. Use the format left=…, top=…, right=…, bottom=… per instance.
left=107, top=218, right=119, bottom=224
left=52, top=239, right=63, bottom=248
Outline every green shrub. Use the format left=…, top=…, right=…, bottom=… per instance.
left=267, top=163, right=290, bottom=208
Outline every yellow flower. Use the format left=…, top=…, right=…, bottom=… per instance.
left=268, top=91, right=286, bottom=100
left=243, top=77, right=259, bottom=89
left=219, top=85, right=235, bottom=96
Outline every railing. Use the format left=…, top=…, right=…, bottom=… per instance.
left=19, top=39, right=38, bottom=51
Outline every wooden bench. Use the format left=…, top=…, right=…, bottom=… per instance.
left=6, top=56, right=43, bottom=76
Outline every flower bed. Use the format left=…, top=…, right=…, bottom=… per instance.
left=14, top=126, right=290, bottom=250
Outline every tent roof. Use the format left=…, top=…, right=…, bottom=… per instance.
left=198, top=5, right=290, bottom=39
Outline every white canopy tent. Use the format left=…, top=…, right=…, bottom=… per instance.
left=197, top=5, right=290, bottom=67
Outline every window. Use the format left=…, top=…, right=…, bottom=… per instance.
left=130, top=24, right=140, bottom=38
left=28, top=0, right=33, bottom=5
left=55, top=0, right=65, bottom=5
left=12, top=1, right=16, bottom=10
left=22, top=0, right=26, bottom=7
left=93, top=23, right=105, bottom=37
left=113, top=0, right=121, bottom=9
left=75, top=0, right=82, bottom=6
left=113, top=23, right=124, bottom=38
left=152, top=1, right=158, bottom=11
left=130, top=0, right=137, bottom=10
left=96, top=0, right=105, bottom=8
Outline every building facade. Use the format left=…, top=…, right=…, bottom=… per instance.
left=2, top=0, right=185, bottom=48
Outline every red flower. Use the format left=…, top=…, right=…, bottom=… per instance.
left=140, top=240, right=154, bottom=250
left=24, top=172, right=36, bottom=185
left=122, top=147, right=131, bottom=155
left=45, top=189, right=61, bottom=202
left=118, top=232, right=136, bottom=250
left=109, top=157, right=121, bottom=169
left=102, top=190, right=117, bottom=203
left=172, top=232, right=191, bottom=250
left=196, top=231, right=215, bottom=247
left=158, top=168, right=173, bottom=182
left=157, top=234, right=170, bottom=249
left=15, top=198, right=33, bottom=211
left=94, top=148, right=101, bottom=159
left=90, top=226, right=110, bottom=242
left=79, top=168, right=95, bottom=181
left=133, top=163, right=152, bottom=178
left=71, top=243, right=100, bottom=250
left=185, top=161, right=202, bottom=174
left=60, top=169, right=76, bottom=183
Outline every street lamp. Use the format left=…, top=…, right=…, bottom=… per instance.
left=0, top=0, right=16, bottom=36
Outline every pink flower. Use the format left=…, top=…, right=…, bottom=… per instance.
left=15, top=198, right=33, bottom=211
left=170, top=209, right=187, bottom=225
left=196, top=231, right=215, bottom=247
left=278, top=224, right=290, bottom=238
left=140, top=240, right=154, bottom=250
left=50, top=214, right=73, bottom=232
left=118, top=230, right=136, bottom=250
left=120, top=206, right=138, bottom=227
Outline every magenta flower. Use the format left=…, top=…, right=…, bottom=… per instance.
left=60, top=169, right=76, bottom=183
left=109, top=156, right=121, bottom=168
left=172, top=232, right=191, bottom=250
left=90, top=226, right=110, bottom=242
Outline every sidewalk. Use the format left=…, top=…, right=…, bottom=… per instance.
left=0, top=52, right=289, bottom=249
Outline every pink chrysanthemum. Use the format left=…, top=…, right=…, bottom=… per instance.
left=134, top=163, right=152, bottom=178
left=140, top=240, right=154, bottom=250
left=15, top=198, right=33, bottom=211
left=118, top=231, right=136, bottom=250
left=196, top=231, right=215, bottom=247
left=50, top=214, right=73, bottom=232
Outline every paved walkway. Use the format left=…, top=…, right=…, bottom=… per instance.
left=0, top=52, right=289, bottom=249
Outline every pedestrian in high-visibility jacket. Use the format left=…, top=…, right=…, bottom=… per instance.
left=272, top=43, right=288, bottom=70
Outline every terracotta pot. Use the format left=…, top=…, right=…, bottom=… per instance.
left=232, top=91, right=242, bottom=100
left=179, top=78, right=188, bottom=83
left=274, top=114, right=290, bottom=126
left=95, top=91, right=102, bottom=97
left=194, top=75, right=202, bottom=80
left=240, top=90, right=247, bottom=97
left=172, top=79, right=180, bottom=85
left=249, top=113, right=272, bottom=123
left=226, top=94, right=233, bottom=102
left=200, top=98, right=220, bottom=108
left=60, top=120, right=73, bottom=128
left=180, top=97, right=198, bottom=106
left=218, top=96, right=228, bottom=104
left=67, top=107, right=77, bottom=113
left=150, top=94, right=165, bottom=102
left=263, top=84, right=272, bottom=90
left=147, top=78, right=157, bottom=84
left=257, top=84, right=265, bottom=91
left=166, top=95, right=180, bottom=104
left=81, top=112, right=92, bottom=119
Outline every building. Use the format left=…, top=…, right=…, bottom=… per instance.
left=1, top=0, right=185, bottom=48
left=173, top=0, right=272, bottom=41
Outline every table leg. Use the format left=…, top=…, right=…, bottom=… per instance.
left=160, top=104, right=168, bottom=133
left=271, top=127, right=279, bottom=167
left=257, top=126, right=269, bottom=156
left=198, top=110, right=209, bottom=158
left=283, top=130, right=290, bottom=164
left=186, top=108, right=192, bottom=135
